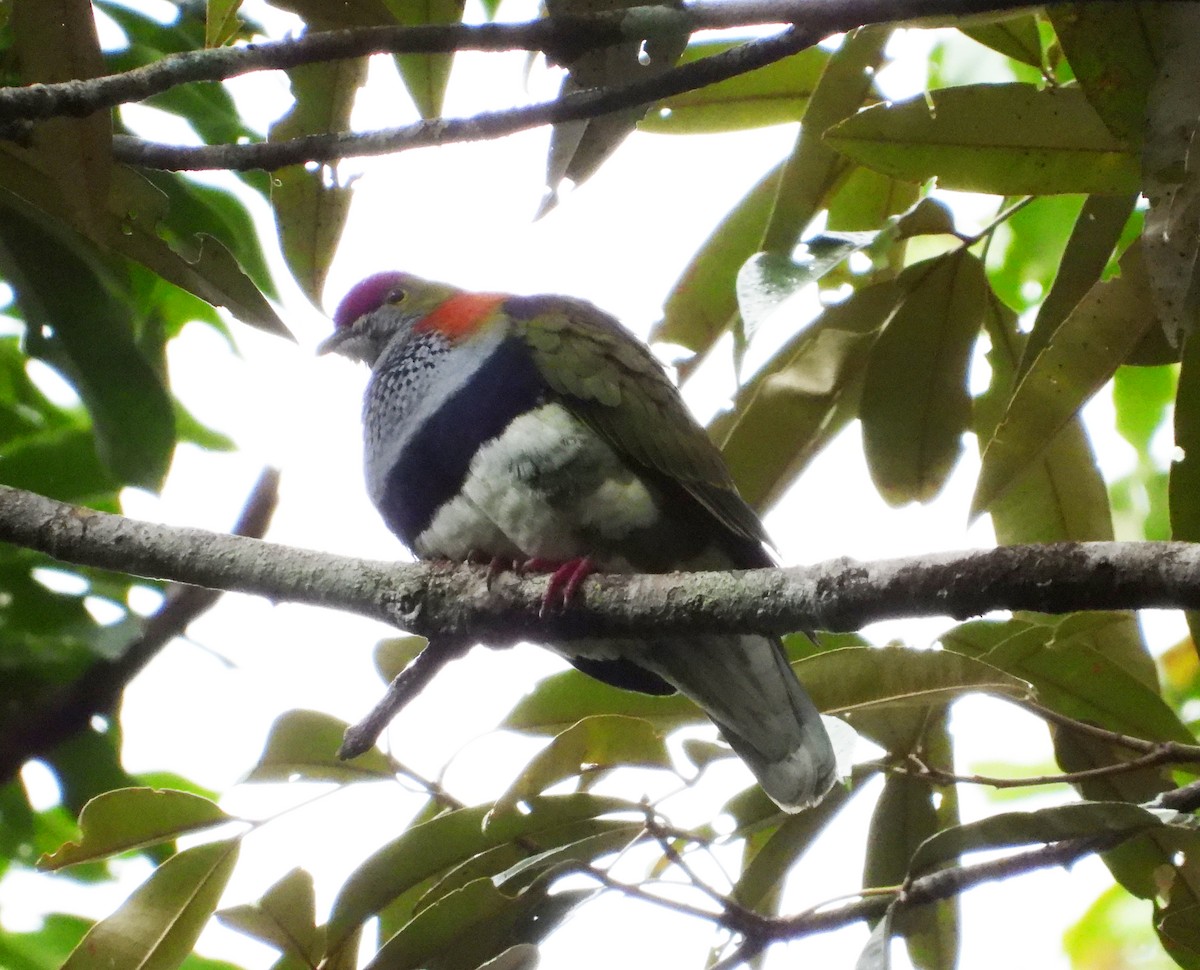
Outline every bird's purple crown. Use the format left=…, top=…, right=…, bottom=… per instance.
left=333, top=272, right=408, bottom=329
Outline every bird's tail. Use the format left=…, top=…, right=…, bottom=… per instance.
left=644, top=635, right=836, bottom=811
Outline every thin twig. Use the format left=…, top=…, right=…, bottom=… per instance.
left=900, top=748, right=1199, bottom=790
left=339, top=636, right=472, bottom=759
left=1017, top=698, right=1200, bottom=758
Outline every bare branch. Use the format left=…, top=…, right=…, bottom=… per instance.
left=4, top=485, right=1200, bottom=644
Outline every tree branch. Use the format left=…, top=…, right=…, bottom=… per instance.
left=0, top=0, right=1047, bottom=126
left=3, top=485, right=1200, bottom=645
left=0, top=470, right=281, bottom=785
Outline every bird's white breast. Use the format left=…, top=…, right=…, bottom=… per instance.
left=413, top=402, right=660, bottom=564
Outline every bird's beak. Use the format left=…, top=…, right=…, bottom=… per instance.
left=316, top=329, right=351, bottom=356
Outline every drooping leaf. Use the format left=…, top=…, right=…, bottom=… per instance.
left=380, top=0, right=466, bottom=120
left=761, top=25, right=892, bottom=255
left=491, top=715, right=670, bottom=816
left=825, top=84, right=1139, bottom=196
left=973, top=240, right=1158, bottom=516
left=269, top=58, right=365, bottom=303
left=712, top=277, right=902, bottom=511
left=205, top=0, right=244, bottom=47
left=326, top=794, right=637, bottom=947
left=40, top=789, right=233, bottom=870
left=0, top=196, right=176, bottom=490
left=655, top=162, right=783, bottom=364
left=1017, top=193, right=1138, bottom=378
left=216, top=867, right=322, bottom=964
left=246, top=710, right=396, bottom=783
left=860, top=250, right=986, bottom=506
left=977, top=294, right=1115, bottom=545
left=61, top=839, right=240, bottom=970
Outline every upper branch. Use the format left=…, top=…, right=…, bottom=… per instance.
left=3, top=485, right=1200, bottom=643
left=0, top=0, right=1043, bottom=126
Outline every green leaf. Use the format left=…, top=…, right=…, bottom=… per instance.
left=736, top=237, right=872, bottom=343
left=825, top=84, right=1139, bottom=196
left=761, top=25, right=892, bottom=255
left=947, top=620, right=1189, bottom=744
left=491, top=715, right=670, bottom=816
left=909, top=802, right=1169, bottom=877
left=864, top=774, right=937, bottom=894
left=501, top=669, right=700, bottom=735
left=826, top=165, right=921, bottom=233
left=973, top=240, right=1158, bottom=516
left=61, top=839, right=240, bottom=970
left=204, top=0, right=243, bottom=47
left=40, top=789, right=233, bottom=870
left=382, top=0, right=466, bottom=120
left=654, top=162, right=782, bottom=363
left=860, top=250, right=986, bottom=505
left=0, top=914, right=91, bottom=970
left=216, top=867, right=322, bottom=964
left=269, top=59, right=365, bottom=303
left=374, top=635, right=429, bottom=683
left=1170, top=335, right=1200, bottom=647
left=246, top=710, right=396, bottom=783
left=1017, top=193, right=1138, bottom=378
left=732, top=780, right=854, bottom=910
left=977, top=294, right=1115, bottom=545
left=1047, top=3, right=1161, bottom=143
left=712, top=276, right=900, bottom=511
left=639, top=42, right=828, bottom=134
left=365, top=876, right=540, bottom=970
left=326, top=794, right=637, bottom=947
left=799, top=646, right=1028, bottom=756
left=959, top=12, right=1047, bottom=69
left=0, top=197, right=176, bottom=490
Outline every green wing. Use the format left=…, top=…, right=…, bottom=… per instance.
left=520, top=296, right=769, bottom=548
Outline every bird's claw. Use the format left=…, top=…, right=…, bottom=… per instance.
left=539, top=557, right=596, bottom=618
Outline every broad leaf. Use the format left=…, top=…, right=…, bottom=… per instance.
left=973, top=240, right=1158, bottom=516
left=860, top=250, right=986, bottom=506
left=40, top=789, right=233, bottom=870
left=491, top=715, right=670, bottom=816
left=216, top=867, right=322, bottom=964
left=826, top=84, right=1138, bottom=196
left=61, top=839, right=240, bottom=970
left=246, top=710, right=396, bottom=783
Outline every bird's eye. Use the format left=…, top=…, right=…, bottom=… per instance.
left=386, top=287, right=408, bottom=304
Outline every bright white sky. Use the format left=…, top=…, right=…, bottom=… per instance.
left=0, top=2, right=1183, bottom=968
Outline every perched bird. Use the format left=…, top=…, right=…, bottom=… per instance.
left=319, top=272, right=837, bottom=810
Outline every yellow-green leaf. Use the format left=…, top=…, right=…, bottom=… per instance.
left=491, top=715, right=670, bottom=816
left=39, top=789, right=233, bottom=870
left=217, top=867, right=322, bottom=963
left=62, top=839, right=240, bottom=970
left=825, top=84, right=1139, bottom=196
left=246, top=709, right=395, bottom=783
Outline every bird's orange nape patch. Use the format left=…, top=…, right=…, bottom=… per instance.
left=417, top=292, right=507, bottom=339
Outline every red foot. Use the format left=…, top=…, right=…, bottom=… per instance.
left=540, top=557, right=596, bottom=617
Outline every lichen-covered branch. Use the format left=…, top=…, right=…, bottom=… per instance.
left=3, top=485, right=1200, bottom=645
